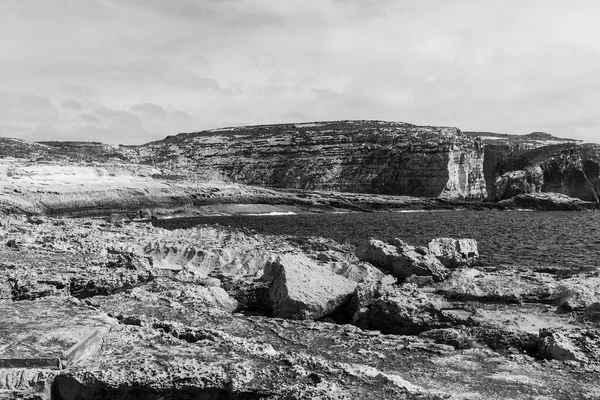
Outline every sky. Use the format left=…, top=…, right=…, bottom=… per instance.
left=1, top=0, right=600, bottom=145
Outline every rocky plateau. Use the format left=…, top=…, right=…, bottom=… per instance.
left=1, top=216, right=600, bottom=399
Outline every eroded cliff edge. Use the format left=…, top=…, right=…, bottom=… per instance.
left=1, top=121, right=599, bottom=218
left=122, top=120, right=487, bottom=201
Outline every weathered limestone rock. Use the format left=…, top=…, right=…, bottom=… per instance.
left=266, top=253, right=358, bottom=320
left=356, top=284, right=450, bottom=334
left=556, top=276, right=600, bottom=311
left=584, top=303, right=600, bottom=322
left=499, top=192, right=597, bottom=211
left=427, top=238, right=479, bottom=268
left=122, top=121, right=487, bottom=201
left=492, top=144, right=600, bottom=203
left=356, top=238, right=448, bottom=281
left=538, top=328, right=600, bottom=362
left=436, top=268, right=558, bottom=303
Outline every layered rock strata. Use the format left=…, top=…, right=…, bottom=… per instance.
left=122, top=121, right=487, bottom=200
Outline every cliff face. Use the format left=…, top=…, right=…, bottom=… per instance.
left=464, top=132, right=579, bottom=201
left=123, top=121, right=487, bottom=200
left=492, top=144, right=600, bottom=202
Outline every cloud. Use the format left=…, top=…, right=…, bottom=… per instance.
left=131, top=103, right=167, bottom=119
left=77, top=113, right=100, bottom=124
left=1, top=0, right=600, bottom=144
left=0, top=92, right=59, bottom=124
left=61, top=99, right=84, bottom=111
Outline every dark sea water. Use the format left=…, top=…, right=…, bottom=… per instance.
left=155, top=210, right=600, bottom=270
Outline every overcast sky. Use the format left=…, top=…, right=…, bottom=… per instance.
left=1, top=0, right=599, bottom=144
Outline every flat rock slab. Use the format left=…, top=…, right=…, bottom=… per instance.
left=0, top=297, right=116, bottom=369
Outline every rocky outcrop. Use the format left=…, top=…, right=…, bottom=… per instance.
left=491, top=143, right=600, bottom=203
left=538, top=328, right=600, bottom=362
left=465, top=131, right=581, bottom=200
left=356, top=238, right=448, bottom=281
left=121, top=121, right=487, bottom=201
left=4, top=218, right=600, bottom=399
left=265, top=253, right=358, bottom=320
left=427, top=238, right=479, bottom=268
left=499, top=192, right=598, bottom=211
left=359, top=284, right=450, bottom=334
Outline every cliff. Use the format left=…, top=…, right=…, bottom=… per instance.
left=122, top=120, right=487, bottom=200
left=464, top=131, right=581, bottom=200
left=491, top=143, right=600, bottom=202
left=0, top=122, right=598, bottom=217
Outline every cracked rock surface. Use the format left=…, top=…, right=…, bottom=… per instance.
left=0, top=217, right=599, bottom=399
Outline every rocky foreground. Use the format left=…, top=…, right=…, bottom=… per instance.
left=1, top=216, right=599, bottom=399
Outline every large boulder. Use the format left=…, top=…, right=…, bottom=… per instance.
left=427, top=238, right=479, bottom=268
left=355, top=238, right=448, bottom=282
left=538, top=328, right=600, bottom=362
left=354, top=284, right=450, bottom=334
left=556, top=276, right=600, bottom=311
left=266, top=253, right=358, bottom=320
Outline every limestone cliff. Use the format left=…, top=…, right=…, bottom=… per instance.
left=492, top=143, right=600, bottom=202
left=122, top=120, right=487, bottom=200
left=464, top=131, right=581, bottom=200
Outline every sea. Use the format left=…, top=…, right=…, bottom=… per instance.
left=153, top=210, right=599, bottom=270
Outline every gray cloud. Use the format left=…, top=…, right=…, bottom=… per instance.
left=131, top=103, right=167, bottom=119
left=77, top=113, right=100, bottom=124
left=61, top=99, right=84, bottom=111
left=0, top=92, right=59, bottom=124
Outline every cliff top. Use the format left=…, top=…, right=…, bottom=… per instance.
left=464, top=130, right=580, bottom=146
left=144, top=120, right=464, bottom=146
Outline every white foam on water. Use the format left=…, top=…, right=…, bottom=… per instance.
left=245, top=211, right=297, bottom=216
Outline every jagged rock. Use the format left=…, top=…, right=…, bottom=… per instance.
left=499, top=192, right=597, bottom=211
left=556, top=276, right=600, bottom=311
left=358, top=284, right=450, bottom=334
left=436, top=268, right=558, bottom=303
left=492, top=144, right=600, bottom=204
left=266, top=253, right=358, bottom=320
left=584, top=303, right=600, bottom=322
left=538, top=328, right=600, bottom=362
left=419, top=326, right=538, bottom=353
left=427, top=238, right=479, bottom=268
left=356, top=238, right=448, bottom=281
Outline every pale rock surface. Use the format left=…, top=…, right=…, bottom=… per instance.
left=266, top=253, right=358, bottom=320
left=356, top=238, right=448, bottom=281
left=356, top=284, right=450, bottom=334
left=427, top=238, right=479, bottom=268
left=437, top=268, right=558, bottom=303
left=538, top=328, right=600, bottom=362
left=556, top=275, right=600, bottom=311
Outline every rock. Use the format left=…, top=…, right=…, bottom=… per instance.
left=584, top=303, right=600, bottom=322
left=266, top=253, right=358, bottom=320
left=492, top=144, right=600, bottom=204
left=356, top=238, right=448, bottom=282
left=360, top=284, right=450, bottom=334
left=465, top=130, right=580, bottom=201
left=437, top=268, right=558, bottom=303
left=538, top=328, right=600, bottom=362
left=427, top=238, right=479, bottom=268
left=420, top=326, right=538, bottom=354
left=122, top=121, right=487, bottom=201
left=556, top=276, right=600, bottom=311
left=499, top=192, right=597, bottom=211
left=419, top=328, right=473, bottom=349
